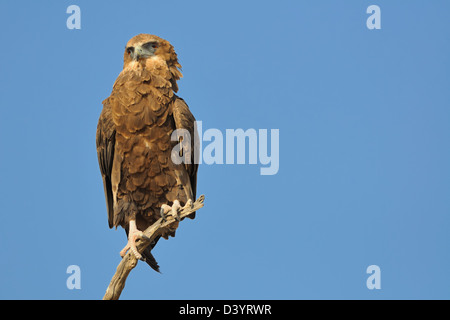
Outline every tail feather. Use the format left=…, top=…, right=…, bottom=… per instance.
left=125, top=229, right=161, bottom=273
left=141, top=246, right=160, bottom=273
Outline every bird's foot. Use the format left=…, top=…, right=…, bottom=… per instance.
left=120, top=220, right=144, bottom=260
left=160, top=200, right=183, bottom=222
left=184, top=198, right=194, bottom=210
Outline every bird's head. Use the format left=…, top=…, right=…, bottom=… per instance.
left=123, top=34, right=183, bottom=91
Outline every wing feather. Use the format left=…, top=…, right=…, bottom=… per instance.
left=172, top=96, right=199, bottom=210
left=96, top=100, right=116, bottom=228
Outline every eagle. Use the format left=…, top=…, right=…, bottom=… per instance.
left=96, top=34, right=198, bottom=272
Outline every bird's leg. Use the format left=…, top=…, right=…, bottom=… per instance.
left=120, top=219, right=144, bottom=260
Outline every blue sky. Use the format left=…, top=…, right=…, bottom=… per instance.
left=0, top=1, right=449, bottom=299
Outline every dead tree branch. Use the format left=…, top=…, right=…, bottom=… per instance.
left=103, top=195, right=205, bottom=300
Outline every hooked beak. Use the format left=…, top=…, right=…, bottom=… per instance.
left=133, top=46, right=145, bottom=61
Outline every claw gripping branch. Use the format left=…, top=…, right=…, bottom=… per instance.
left=103, top=195, right=205, bottom=300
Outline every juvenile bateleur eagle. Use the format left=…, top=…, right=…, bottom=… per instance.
left=96, top=34, right=198, bottom=272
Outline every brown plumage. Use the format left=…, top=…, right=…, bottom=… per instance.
left=96, top=34, right=198, bottom=272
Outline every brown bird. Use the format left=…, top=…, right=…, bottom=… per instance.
left=96, top=34, right=198, bottom=272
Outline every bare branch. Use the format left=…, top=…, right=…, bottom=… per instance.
left=103, top=195, right=205, bottom=300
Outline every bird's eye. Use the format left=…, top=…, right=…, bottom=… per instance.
left=143, top=41, right=158, bottom=50
left=126, top=47, right=134, bottom=55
